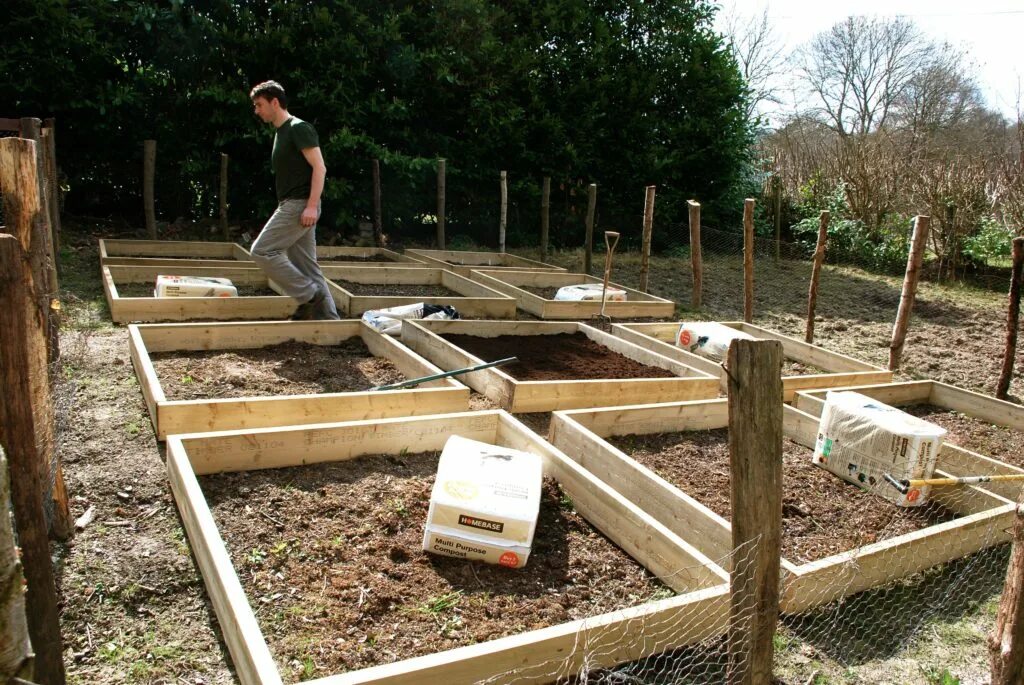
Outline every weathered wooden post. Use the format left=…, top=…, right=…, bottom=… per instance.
left=584, top=183, right=597, bottom=274
left=143, top=139, right=157, bottom=239
left=0, top=446, right=33, bottom=682
left=639, top=185, right=655, bottom=293
left=773, top=176, right=782, bottom=263
left=436, top=158, right=446, bottom=250
left=689, top=200, right=702, bottom=311
left=499, top=170, right=508, bottom=252
left=372, top=159, right=383, bottom=247
left=805, top=210, right=830, bottom=343
left=540, top=176, right=550, bottom=262
left=990, top=499, right=1024, bottom=685
left=219, top=153, right=229, bottom=239
left=0, top=138, right=72, bottom=543
left=727, top=338, right=783, bottom=685
left=996, top=237, right=1024, bottom=399
left=889, top=215, right=930, bottom=371
left=743, top=198, right=755, bottom=323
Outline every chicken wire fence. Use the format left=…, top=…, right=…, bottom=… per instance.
left=481, top=467, right=1018, bottom=684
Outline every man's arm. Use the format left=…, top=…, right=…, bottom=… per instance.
left=300, top=146, right=326, bottom=227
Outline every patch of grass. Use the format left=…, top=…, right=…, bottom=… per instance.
left=416, top=590, right=462, bottom=615
left=920, top=666, right=961, bottom=685
left=247, top=547, right=267, bottom=565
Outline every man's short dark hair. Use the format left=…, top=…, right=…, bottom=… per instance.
left=250, top=80, right=288, bottom=108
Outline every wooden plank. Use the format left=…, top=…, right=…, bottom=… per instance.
left=793, top=381, right=933, bottom=417
left=130, top=321, right=468, bottom=439
left=731, top=322, right=885, bottom=373
left=166, top=438, right=282, bottom=685
left=406, top=249, right=565, bottom=278
left=930, top=382, right=1024, bottom=432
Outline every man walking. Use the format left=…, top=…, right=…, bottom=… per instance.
left=249, top=80, right=339, bottom=320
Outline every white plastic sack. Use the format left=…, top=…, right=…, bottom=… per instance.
left=361, top=302, right=460, bottom=335
left=553, top=283, right=626, bottom=301
left=154, top=275, right=237, bottom=298
left=675, top=322, right=755, bottom=361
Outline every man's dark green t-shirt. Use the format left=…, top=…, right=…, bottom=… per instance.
left=271, top=116, right=319, bottom=202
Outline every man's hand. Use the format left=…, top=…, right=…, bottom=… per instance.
left=301, top=206, right=318, bottom=227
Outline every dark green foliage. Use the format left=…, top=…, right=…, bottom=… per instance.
left=2, top=0, right=751, bottom=245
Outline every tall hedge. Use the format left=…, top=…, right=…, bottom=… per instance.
left=1, top=0, right=752, bottom=245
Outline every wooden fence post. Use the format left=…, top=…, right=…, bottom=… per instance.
left=997, top=237, right=1024, bottom=399
left=727, top=338, right=783, bottom=685
left=0, top=446, right=34, bottom=682
left=372, top=159, right=383, bottom=247
left=0, top=138, right=72, bottom=543
left=0, top=139, right=69, bottom=681
left=743, top=198, right=755, bottom=323
left=540, top=176, right=550, bottom=262
left=639, top=185, right=656, bottom=293
left=436, top=158, right=446, bottom=250
left=889, top=215, right=930, bottom=371
left=990, top=500, right=1024, bottom=685
left=143, top=139, right=157, bottom=239
left=584, top=183, right=597, bottom=274
left=499, top=170, right=507, bottom=252
left=805, top=210, right=830, bottom=343
left=218, top=153, right=229, bottom=239
left=689, top=200, right=702, bottom=311
left=41, top=118, right=61, bottom=276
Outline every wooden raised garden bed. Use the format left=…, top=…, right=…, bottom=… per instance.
left=128, top=320, right=469, bottom=440
left=102, top=264, right=308, bottom=323
left=167, top=410, right=729, bottom=684
left=549, top=398, right=1015, bottom=614
left=315, top=245, right=428, bottom=266
left=322, top=266, right=516, bottom=318
left=400, top=320, right=719, bottom=412
left=99, top=238, right=254, bottom=268
left=612, top=321, right=892, bottom=401
left=794, top=380, right=1024, bottom=502
left=470, top=269, right=676, bottom=319
left=406, top=249, right=565, bottom=278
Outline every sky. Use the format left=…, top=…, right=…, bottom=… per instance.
left=713, top=0, right=1024, bottom=126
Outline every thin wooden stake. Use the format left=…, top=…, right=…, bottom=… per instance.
left=805, top=211, right=830, bottom=343
left=499, top=170, right=508, bottom=253
left=990, top=499, right=1024, bottom=685
left=689, top=200, right=702, bottom=311
left=540, top=176, right=550, bottom=262
left=997, top=237, right=1024, bottom=399
left=639, top=185, right=656, bottom=293
left=143, top=139, right=156, bottom=239
left=727, top=338, right=783, bottom=685
left=889, top=215, right=930, bottom=371
left=743, top=198, right=755, bottom=323
left=219, top=153, right=229, bottom=239
left=372, top=159, right=383, bottom=247
left=42, top=118, right=61, bottom=277
left=436, top=158, right=446, bottom=250
left=584, top=184, right=597, bottom=274
left=773, top=176, right=782, bottom=263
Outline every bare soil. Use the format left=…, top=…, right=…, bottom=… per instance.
left=201, top=453, right=670, bottom=681
left=116, top=283, right=278, bottom=298
left=608, top=428, right=957, bottom=564
left=904, top=404, right=1024, bottom=468
left=331, top=279, right=463, bottom=298
left=441, top=332, right=679, bottom=381
left=148, top=339, right=405, bottom=400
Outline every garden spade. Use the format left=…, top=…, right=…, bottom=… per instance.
left=594, top=230, right=620, bottom=327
